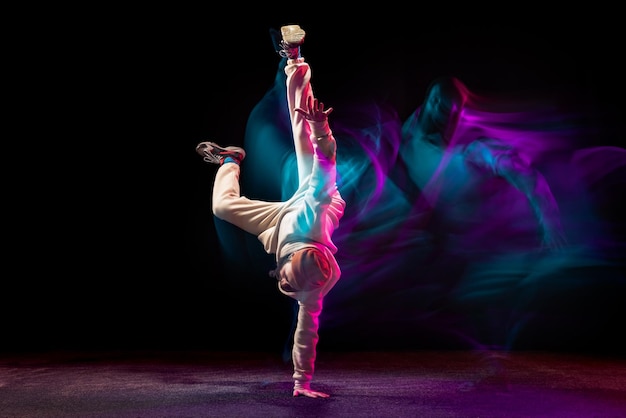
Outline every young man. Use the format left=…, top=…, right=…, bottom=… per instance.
left=396, top=75, right=570, bottom=356
left=399, top=75, right=568, bottom=253
left=196, top=25, right=345, bottom=398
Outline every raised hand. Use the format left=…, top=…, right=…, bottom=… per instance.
left=295, top=95, right=333, bottom=122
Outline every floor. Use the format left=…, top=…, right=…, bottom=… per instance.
left=1, top=350, right=625, bottom=417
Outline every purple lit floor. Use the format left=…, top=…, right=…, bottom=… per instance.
left=1, top=350, right=625, bottom=417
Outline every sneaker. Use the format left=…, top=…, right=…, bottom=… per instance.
left=278, top=24, right=305, bottom=59
left=281, top=25, right=305, bottom=46
left=196, top=142, right=246, bottom=165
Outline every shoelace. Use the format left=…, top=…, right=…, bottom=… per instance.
left=278, top=40, right=297, bottom=58
left=202, top=149, right=220, bottom=164
left=203, top=148, right=243, bottom=165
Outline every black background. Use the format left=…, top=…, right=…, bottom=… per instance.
left=7, top=9, right=624, bottom=353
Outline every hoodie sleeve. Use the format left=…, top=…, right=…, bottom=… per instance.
left=291, top=295, right=323, bottom=391
left=285, top=125, right=345, bottom=252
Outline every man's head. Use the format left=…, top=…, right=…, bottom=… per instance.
left=417, top=76, right=468, bottom=145
left=278, top=248, right=331, bottom=293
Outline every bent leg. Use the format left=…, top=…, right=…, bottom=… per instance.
left=212, top=163, right=284, bottom=236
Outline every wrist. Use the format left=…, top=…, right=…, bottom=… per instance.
left=309, top=120, right=331, bottom=138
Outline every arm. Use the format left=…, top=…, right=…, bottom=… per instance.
left=465, top=138, right=567, bottom=251
left=293, top=95, right=345, bottom=248
left=291, top=297, right=329, bottom=398
left=295, top=95, right=336, bottom=161
left=497, top=154, right=568, bottom=251
left=286, top=97, right=339, bottom=399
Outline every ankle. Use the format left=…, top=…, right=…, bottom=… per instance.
left=222, top=156, right=241, bottom=166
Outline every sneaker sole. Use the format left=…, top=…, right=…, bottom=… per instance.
left=281, top=25, right=305, bottom=46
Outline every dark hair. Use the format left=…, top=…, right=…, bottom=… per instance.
left=420, top=76, right=469, bottom=144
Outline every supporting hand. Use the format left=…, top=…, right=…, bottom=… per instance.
left=293, top=387, right=330, bottom=398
